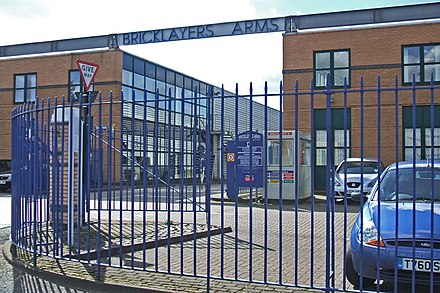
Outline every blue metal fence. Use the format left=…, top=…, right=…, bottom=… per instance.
left=11, top=76, right=440, bottom=292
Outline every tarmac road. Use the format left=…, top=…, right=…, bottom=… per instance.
left=0, top=192, right=92, bottom=293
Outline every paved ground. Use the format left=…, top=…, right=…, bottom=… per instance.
left=2, top=188, right=438, bottom=292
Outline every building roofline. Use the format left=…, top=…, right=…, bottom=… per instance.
left=284, top=18, right=440, bottom=35
left=0, top=3, right=439, bottom=58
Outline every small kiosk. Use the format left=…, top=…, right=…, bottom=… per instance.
left=265, top=131, right=311, bottom=200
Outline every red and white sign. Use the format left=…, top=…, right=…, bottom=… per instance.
left=76, top=60, right=99, bottom=91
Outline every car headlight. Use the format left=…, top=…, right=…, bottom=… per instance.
left=357, top=220, right=385, bottom=247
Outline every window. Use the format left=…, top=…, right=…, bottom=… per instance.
left=314, top=50, right=350, bottom=88
left=69, top=70, right=93, bottom=98
left=403, top=44, right=440, bottom=84
left=403, top=106, right=440, bottom=160
left=14, top=73, right=36, bottom=103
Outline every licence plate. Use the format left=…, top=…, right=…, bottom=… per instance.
left=398, top=258, right=440, bottom=272
left=0, top=180, right=5, bottom=185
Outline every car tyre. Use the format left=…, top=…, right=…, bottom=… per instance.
left=345, top=247, right=376, bottom=288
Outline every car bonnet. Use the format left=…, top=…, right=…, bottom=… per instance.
left=369, top=201, right=440, bottom=241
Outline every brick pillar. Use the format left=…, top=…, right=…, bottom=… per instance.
left=49, top=108, right=81, bottom=230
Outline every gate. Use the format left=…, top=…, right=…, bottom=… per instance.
left=10, top=75, right=440, bottom=292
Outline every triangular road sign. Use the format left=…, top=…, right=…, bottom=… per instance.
left=76, top=60, right=99, bottom=91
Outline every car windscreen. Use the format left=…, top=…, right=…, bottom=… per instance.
left=337, top=161, right=379, bottom=175
left=375, top=167, right=440, bottom=202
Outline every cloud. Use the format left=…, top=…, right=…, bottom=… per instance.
left=0, top=0, right=283, bottom=106
left=0, top=0, right=49, bottom=18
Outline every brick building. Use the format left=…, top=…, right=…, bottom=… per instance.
left=283, top=21, right=440, bottom=189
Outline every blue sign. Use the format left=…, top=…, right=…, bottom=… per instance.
left=236, top=131, right=263, bottom=188
left=119, top=18, right=285, bottom=45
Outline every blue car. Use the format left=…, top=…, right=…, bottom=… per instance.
left=346, top=161, right=440, bottom=287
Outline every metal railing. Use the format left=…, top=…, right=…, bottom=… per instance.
left=11, top=76, right=440, bottom=292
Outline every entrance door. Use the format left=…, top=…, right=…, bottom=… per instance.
left=314, top=108, right=351, bottom=191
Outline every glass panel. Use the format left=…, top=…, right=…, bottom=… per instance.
left=174, top=87, right=183, bottom=99
left=122, top=53, right=133, bottom=71
left=404, top=147, right=422, bottom=161
left=316, top=130, right=327, bottom=147
left=69, top=71, right=80, bottom=85
left=334, top=51, right=349, bottom=68
left=334, top=149, right=350, bottom=166
left=184, top=77, right=192, bottom=90
left=316, top=149, right=327, bottom=166
left=334, top=69, right=349, bottom=86
left=334, top=129, right=350, bottom=147
left=424, top=64, right=440, bottom=82
left=134, top=89, right=143, bottom=101
left=70, top=85, right=80, bottom=97
left=315, top=70, right=329, bottom=87
left=268, top=140, right=293, bottom=166
left=425, top=128, right=440, bottom=146
left=134, top=73, right=144, bottom=89
left=26, top=74, right=36, bottom=88
left=315, top=52, right=330, bottom=69
left=15, top=89, right=24, bottom=103
left=122, top=85, right=132, bottom=100
left=146, top=77, right=155, bottom=92
left=404, top=65, right=420, bottom=83
left=27, top=88, right=36, bottom=102
left=176, top=74, right=184, bottom=87
left=199, top=107, right=207, bottom=118
left=122, top=69, right=132, bottom=86
left=405, top=128, right=421, bottom=146
left=157, top=80, right=166, bottom=96
left=175, top=100, right=181, bottom=112
left=426, top=148, right=440, bottom=160
left=15, top=75, right=25, bottom=88
left=424, top=45, right=440, bottom=63
left=166, top=71, right=175, bottom=85
left=133, top=58, right=144, bottom=75
left=156, top=67, right=166, bottom=82
left=403, top=47, right=420, bottom=64
left=300, top=140, right=311, bottom=166
left=146, top=63, right=155, bottom=78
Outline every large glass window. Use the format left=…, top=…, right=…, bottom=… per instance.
left=314, top=50, right=350, bottom=88
left=403, top=44, right=440, bottom=84
left=14, top=73, right=37, bottom=103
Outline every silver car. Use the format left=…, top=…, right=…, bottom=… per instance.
left=334, top=158, right=384, bottom=200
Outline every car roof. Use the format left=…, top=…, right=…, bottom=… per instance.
left=387, top=160, right=440, bottom=170
left=340, top=158, right=380, bottom=163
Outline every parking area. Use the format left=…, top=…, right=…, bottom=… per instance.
left=119, top=194, right=361, bottom=290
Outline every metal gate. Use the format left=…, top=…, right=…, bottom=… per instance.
left=11, top=75, right=440, bottom=292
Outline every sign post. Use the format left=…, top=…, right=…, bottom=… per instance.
left=76, top=59, right=99, bottom=229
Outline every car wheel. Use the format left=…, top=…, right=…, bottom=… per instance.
left=345, top=247, right=376, bottom=288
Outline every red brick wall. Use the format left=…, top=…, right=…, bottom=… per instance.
left=283, top=22, right=440, bottom=166
left=0, top=49, right=123, bottom=160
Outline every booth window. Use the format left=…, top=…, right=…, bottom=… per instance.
left=402, top=44, right=440, bottom=85
left=14, top=73, right=37, bottom=103
left=314, top=49, right=350, bottom=88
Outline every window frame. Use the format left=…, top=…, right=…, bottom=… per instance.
left=68, top=70, right=94, bottom=99
left=313, top=49, right=351, bottom=89
left=14, top=73, right=37, bottom=104
left=402, top=43, right=440, bottom=85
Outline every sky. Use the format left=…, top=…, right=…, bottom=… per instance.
left=0, top=0, right=438, bottom=99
